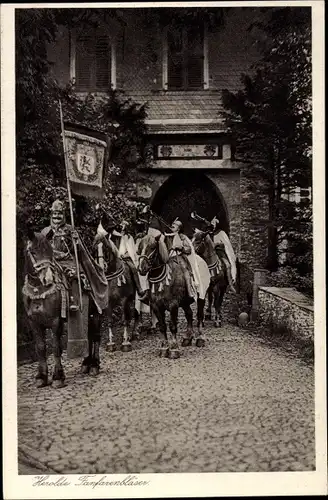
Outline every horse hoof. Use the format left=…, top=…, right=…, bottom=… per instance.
left=36, top=378, right=51, bottom=388
left=195, top=338, right=205, bottom=348
left=81, top=364, right=90, bottom=375
left=52, top=379, right=66, bottom=389
left=89, top=366, right=100, bottom=377
left=121, top=342, right=132, bottom=352
left=158, top=347, right=169, bottom=358
left=181, top=338, right=193, bottom=347
left=168, top=349, right=180, bottom=360
left=106, top=342, right=116, bottom=352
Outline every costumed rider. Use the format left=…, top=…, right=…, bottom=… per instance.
left=166, top=218, right=198, bottom=304
left=210, top=216, right=237, bottom=293
left=41, top=199, right=108, bottom=313
left=97, top=212, right=149, bottom=304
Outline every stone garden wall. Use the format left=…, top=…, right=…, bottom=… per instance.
left=258, top=287, right=314, bottom=342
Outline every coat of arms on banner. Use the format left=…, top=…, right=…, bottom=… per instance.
left=66, top=132, right=106, bottom=186
left=63, top=123, right=110, bottom=199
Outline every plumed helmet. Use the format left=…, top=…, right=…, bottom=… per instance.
left=51, top=199, right=65, bottom=213
left=172, top=217, right=183, bottom=231
left=211, top=216, right=220, bottom=227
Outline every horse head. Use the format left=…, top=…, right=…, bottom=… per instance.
left=192, top=229, right=208, bottom=254
left=192, top=230, right=217, bottom=267
left=25, top=231, right=55, bottom=287
left=137, top=233, right=168, bottom=276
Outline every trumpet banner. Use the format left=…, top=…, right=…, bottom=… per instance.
left=64, top=122, right=110, bottom=199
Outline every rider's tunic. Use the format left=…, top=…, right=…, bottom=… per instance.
left=212, top=230, right=237, bottom=283
left=41, top=224, right=79, bottom=277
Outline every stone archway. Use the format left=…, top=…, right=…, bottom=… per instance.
left=151, top=171, right=229, bottom=238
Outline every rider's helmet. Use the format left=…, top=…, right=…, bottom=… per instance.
left=51, top=199, right=66, bottom=227
left=210, top=216, right=220, bottom=231
left=171, top=217, right=183, bottom=234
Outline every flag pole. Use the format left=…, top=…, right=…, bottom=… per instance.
left=59, top=100, right=83, bottom=312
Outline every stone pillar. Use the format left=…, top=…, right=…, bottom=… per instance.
left=67, top=292, right=89, bottom=359
left=250, top=269, right=269, bottom=321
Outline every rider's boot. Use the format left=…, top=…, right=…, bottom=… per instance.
left=127, top=261, right=150, bottom=305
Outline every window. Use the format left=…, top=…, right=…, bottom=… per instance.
left=165, top=24, right=207, bottom=90
left=73, top=29, right=114, bottom=91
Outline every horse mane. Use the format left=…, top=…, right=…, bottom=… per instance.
left=205, top=233, right=215, bottom=250
left=158, top=237, right=169, bottom=263
left=137, top=234, right=169, bottom=263
left=105, top=237, right=120, bottom=258
left=29, top=232, right=53, bottom=257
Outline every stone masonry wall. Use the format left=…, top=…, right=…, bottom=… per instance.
left=237, top=166, right=269, bottom=313
left=258, top=287, right=314, bottom=342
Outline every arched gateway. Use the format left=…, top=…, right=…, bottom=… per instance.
left=151, top=171, right=229, bottom=238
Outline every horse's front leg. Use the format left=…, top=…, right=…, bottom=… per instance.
left=81, top=310, right=94, bottom=374
left=34, top=322, right=50, bottom=388
left=181, top=300, right=194, bottom=347
left=52, top=318, right=66, bottom=388
left=195, top=298, right=206, bottom=347
left=90, top=310, right=101, bottom=376
left=214, top=285, right=226, bottom=328
left=206, top=285, right=213, bottom=320
left=168, top=305, right=180, bottom=359
left=150, top=309, right=158, bottom=335
left=106, top=303, right=116, bottom=352
left=131, top=308, right=140, bottom=341
left=121, top=298, right=132, bottom=352
left=154, top=305, right=169, bottom=357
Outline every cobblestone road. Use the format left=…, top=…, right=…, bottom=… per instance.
left=17, top=321, right=315, bottom=475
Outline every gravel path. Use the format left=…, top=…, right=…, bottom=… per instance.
left=17, top=322, right=315, bottom=474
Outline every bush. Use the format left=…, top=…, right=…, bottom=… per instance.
left=268, top=266, right=313, bottom=298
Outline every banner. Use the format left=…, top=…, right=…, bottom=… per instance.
left=64, top=122, right=111, bottom=199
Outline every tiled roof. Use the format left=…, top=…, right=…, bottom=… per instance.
left=124, top=90, right=224, bottom=122
left=145, top=122, right=227, bottom=135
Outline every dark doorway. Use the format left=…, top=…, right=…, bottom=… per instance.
left=151, top=171, right=229, bottom=238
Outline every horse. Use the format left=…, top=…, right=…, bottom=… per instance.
left=22, top=231, right=101, bottom=388
left=94, top=234, right=139, bottom=352
left=137, top=233, right=206, bottom=359
left=192, top=230, right=228, bottom=327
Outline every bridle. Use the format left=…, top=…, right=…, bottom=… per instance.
left=138, top=245, right=158, bottom=268
left=27, top=247, right=56, bottom=283
left=193, top=230, right=209, bottom=254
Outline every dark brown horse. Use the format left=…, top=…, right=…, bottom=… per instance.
left=192, top=230, right=228, bottom=327
left=22, top=231, right=101, bottom=388
left=94, top=234, right=138, bottom=352
left=137, top=233, right=205, bottom=359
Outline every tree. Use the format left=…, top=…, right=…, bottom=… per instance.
left=222, top=7, right=312, bottom=275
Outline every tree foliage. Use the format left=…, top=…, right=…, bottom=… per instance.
left=222, top=7, right=312, bottom=288
left=16, top=9, right=149, bottom=239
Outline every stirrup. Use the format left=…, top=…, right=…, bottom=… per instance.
left=69, top=304, right=79, bottom=312
left=69, top=297, right=79, bottom=311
